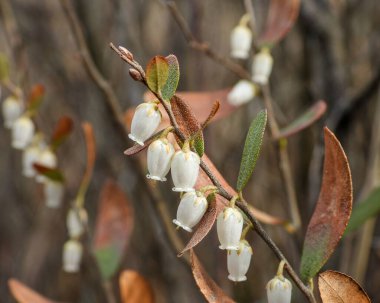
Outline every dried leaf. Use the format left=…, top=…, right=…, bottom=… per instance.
left=197, top=155, right=286, bottom=226
left=8, top=279, right=60, bottom=303
left=237, top=110, right=267, bottom=192
left=119, top=270, right=154, bottom=303
left=345, top=187, right=380, bottom=234
left=93, top=180, right=134, bottom=280
left=27, top=84, right=45, bottom=112
left=170, top=95, right=204, bottom=156
left=0, top=53, right=9, bottom=80
left=146, top=56, right=169, bottom=95
left=190, top=250, right=235, bottom=303
left=258, top=0, right=301, bottom=46
left=161, top=54, right=180, bottom=101
left=178, top=193, right=224, bottom=256
left=318, top=270, right=370, bottom=303
left=275, top=100, right=327, bottom=139
left=33, top=164, right=64, bottom=183
left=50, top=116, right=73, bottom=149
left=124, top=129, right=166, bottom=156
left=300, top=127, right=352, bottom=281
left=201, top=101, right=220, bottom=129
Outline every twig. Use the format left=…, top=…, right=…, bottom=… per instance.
left=110, top=43, right=316, bottom=303
left=164, top=1, right=251, bottom=80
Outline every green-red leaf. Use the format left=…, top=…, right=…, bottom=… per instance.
left=300, top=127, right=352, bottom=281
left=275, top=100, right=327, bottom=139
left=93, top=180, right=134, bottom=280
left=146, top=56, right=169, bottom=95
left=26, top=84, right=45, bottom=113
left=161, top=54, right=179, bottom=101
left=33, top=164, right=64, bottom=183
left=345, top=187, right=380, bottom=234
left=236, top=110, right=267, bottom=192
left=50, top=116, right=73, bottom=149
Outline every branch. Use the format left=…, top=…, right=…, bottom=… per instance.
left=164, top=1, right=251, bottom=80
left=110, top=44, right=316, bottom=303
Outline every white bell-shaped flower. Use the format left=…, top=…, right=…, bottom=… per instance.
left=217, top=207, right=243, bottom=250
left=66, top=207, right=87, bottom=238
left=11, top=116, right=35, bottom=150
left=35, top=148, right=57, bottom=183
left=171, top=148, right=200, bottom=192
left=22, top=144, right=41, bottom=177
left=128, top=102, right=161, bottom=146
left=2, top=96, right=24, bottom=129
left=227, top=240, right=253, bottom=282
left=230, top=25, right=252, bottom=59
left=227, top=80, right=257, bottom=106
left=44, top=181, right=64, bottom=208
left=147, top=138, right=175, bottom=181
left=266, top=275, right=292, bottom=303
left=252, top=48, right=273, bottom=85
left=173, top=191, right=208, bottom=232
left=62, top=239, right=83, bottom=273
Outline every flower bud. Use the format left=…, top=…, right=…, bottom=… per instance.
left=173, top=192, right=208, bottom=232
left=252, top=48, right=273, bottom=85
left=67, top=207, right=87, bottom=238
left=44, top=181, right=64, bottom=208
left=227, top=80, right=257, bottom=106
left=171, top=149, right=200, bottom=192
left=11, top=116, right=35, bottom=150
left=35, top=148, right=57, bottom=183
left=230, top=25, right=252, bottom=59
left=128, top=102, right=161, bottom=146
left=62, top=239, right=83, bottom=273
left=217, top=207, right=243, bottom=250
left=147, top=138, right=175, bottom=181
left=2, top=96, right=24, bottom=129
left=227, top=240, right=253, bottom=282
left=266, top=275, right=292, bottom=303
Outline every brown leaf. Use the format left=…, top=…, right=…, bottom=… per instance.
left=190, top=250, right=235, bottom=303
left=124, top=129, right=166, bottom=156
left=80, top=122, right=96, bottom=191
left=119, top=270, right=154, bottom=303
left=178, top=194, right=224, bottom=256
left=27, top=84, right=45, bottom=112
left=93, top=180, right=133, bottom=249
left=51, top=116, right=73, bottom=148
left=300, top=127, right=353, bottom=280
left=201, top=101, right=220, bottom=129
left=258, top=0, right=301, bottom=45
left=318, top=271, right=370, bottom=303
left=275, top=100, right=327, bottom=140
left=197, top=155, right=286, bottom=226
left=8, top=279, right=60, bottom=303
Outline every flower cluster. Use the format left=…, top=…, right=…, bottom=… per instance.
left=2, top=94, right=63, bottom=208
left=228, top=15, right=273, bottom=106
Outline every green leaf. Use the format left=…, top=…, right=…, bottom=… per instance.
left=146, top=56, right=169, bottom=95
left=94, top=246, right=120, bottom=280
left=345, top=187, right=380, bottom=234
left=0, top=53, right=9, bottom=81
left=236, top=110, right=267, bottom=191
left=193, top=132, right=204, bottom=157
left=161, top=54, right=180, bottom=101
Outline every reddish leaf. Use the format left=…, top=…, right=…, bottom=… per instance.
left=258, top=0, right=301, bottom=46
left=300, top=127, right=353, bottom=281
left=119, top=270, right=154, bottom=303
left=93, top=180, right=134, bottom=280
left=51, top=116, right=73, bottom=149
left=197, top=155, right=286, bottom=226
left=8, top=279, right=60, bottom=303
left=33, top=164, right=64, bottom=183
left=190, top=250, right=235, bottom=303
left=318, top=271, right=370, bottom=303
left=124, top=129, right=166, bottom=156
left=79, top=122, right=96, bottom=194
left=201, top=101, right=220, bottom=129
left=275, top=100, right=327, bottom=140
left=27, top=84, right=45, bottom=112
left=178, top=193, right=224, bottom=256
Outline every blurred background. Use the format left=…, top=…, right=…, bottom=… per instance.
left=1, top=0, right=380, bottom=302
